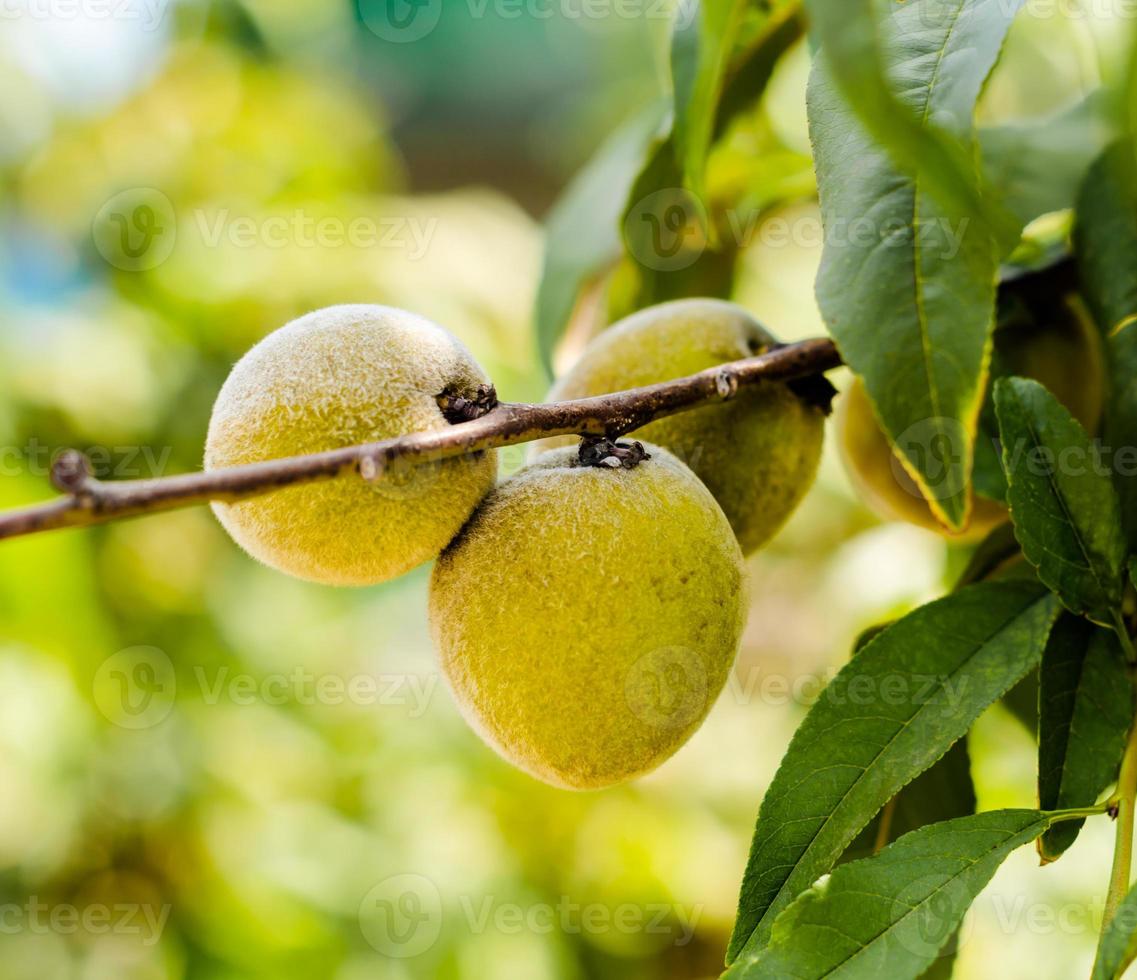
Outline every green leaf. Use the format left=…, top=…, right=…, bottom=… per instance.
left=727, top=810, right=1061, bottom=980
left=843, top=619, right=977, bottom=870
left=1093, top=881, right=1137, bottom=980
left=805, top=0, right=1019, bottom=247
left=712, top=4, right=805, bottom=144
left=808, top=0, right=1024, bottom=530
left=618, top=2, right=802, bottom=315
left=1038, top=615, right=1134, bottom=861
left=664, top=0, right=803, bottom=201
left=533, top=99, right=670, bottom=374
left=994, top=377, right=1127, bottom=625
left=673, top=0, right=759, bottom=201
left=726, top=580, right=1059, bottom=961
left=842, top=740, right=976, bottom=866
left=980, top=94, right=1116, bottom=230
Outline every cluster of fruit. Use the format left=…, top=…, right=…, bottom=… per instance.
left=204, top=300, right=828, bottom=789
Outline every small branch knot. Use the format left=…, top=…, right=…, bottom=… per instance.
left=51, top=450, right=93, bottom=496
left=577, top=436, right=651, bottom=470
left=359, top=454, right=384, bottom=483
left=715, top=370, right=739, bottom=400
left=438, top=383, right=498, bottom=424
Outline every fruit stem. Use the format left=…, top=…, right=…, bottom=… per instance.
left=577, top=437, right=651, bottom=470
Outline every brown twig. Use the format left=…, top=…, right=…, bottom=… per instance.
left=0, top=337, right=842, bottom=542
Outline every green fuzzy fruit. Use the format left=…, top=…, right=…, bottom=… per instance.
left=206, top=304, right=497, bottom=586
left=429, top=443, right=747, bottom=790
left=532, top=298, right=825, bottom=554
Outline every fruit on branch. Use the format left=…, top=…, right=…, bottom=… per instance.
left=838, top=286, right=1104, bottom=540
left=429, top=442, right=747, bottom=790
left=531, top=298, right=828, bottom=554
left=837, top=379, right=1009, bottom=542
left=205, top=304, right=497, bottom=586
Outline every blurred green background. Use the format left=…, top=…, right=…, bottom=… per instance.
left=0, top=1, right=1130, bottom=977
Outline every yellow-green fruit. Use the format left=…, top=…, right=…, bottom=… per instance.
left=838, top=298, right=1104, bottom=539
left=205, top=304, right=497, bottom=586
left=837, top=380, right=1007, bottom=542
left=429, top=444, right=747, bottom=790
left=532, top=299, right=826, bottom=554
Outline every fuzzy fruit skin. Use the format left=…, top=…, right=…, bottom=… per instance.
left=532, top=299, right=825, bottom=555
left=838, top=299, right=1104, bottom=541
left=429, top=444, right=747, bottom=790
left=205, top=304, right=497, bottom=586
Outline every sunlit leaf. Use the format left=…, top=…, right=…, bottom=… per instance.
left=729, top=810, right=1071, bottom=980
left=726, top=580, right=1059, bottom=960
